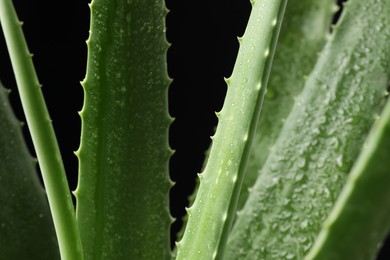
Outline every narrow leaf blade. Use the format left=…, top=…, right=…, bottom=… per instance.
left=76, top=0, right=173, bottom=259
left=176, top=0, right=288, bottom=259
left=238, top=0, right=336, bottom=213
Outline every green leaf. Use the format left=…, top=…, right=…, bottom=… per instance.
left=0, top=1, right=82, bottom=259
left=306, top=76, right=390, bottom=259
left=226, top=0, right=390, bottom=259
left=238, top=0, right=336, bottom=213
left=0, top=84, right=59, bottom=259
left=75, top=0, right=173, bottom=259
left=176, top=0, right=288, bottom=259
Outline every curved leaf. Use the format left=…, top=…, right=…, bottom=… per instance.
left=227, top=0, right=390, bottom=258
left=0, top=84, right=59, bottom=259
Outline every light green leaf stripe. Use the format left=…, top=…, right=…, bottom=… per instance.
left=175, top=0, right=288, bottom=259
left=238, top=0, right=336, bottom=213
left=0, top=84, right=59, bottom=259
left=75, top=0, right=173, bottom=259
left=227, top=0, right=390, bottom=259
left=0, top=1, right=82, bottom=259
left=305, top=89, right=390, bottom=259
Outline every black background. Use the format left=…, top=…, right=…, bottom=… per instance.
left=0, top=0, right=389, bottom=258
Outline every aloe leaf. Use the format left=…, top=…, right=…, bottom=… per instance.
left=75, top=0, right=172, bottom=259
left=175, top=1, right=288, bottom=259
left=305, top=95, right=390, bottom=259
left=226, top=0, right=390, bottom=259
left=237, top=0, right=336, bottom=212
left=0, top=1, right=82, bottom=259
left=0, top=84, right=60, bottom=259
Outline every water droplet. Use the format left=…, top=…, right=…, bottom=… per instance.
left=297, top=158, right=306, bottom=168
left=283, top=198, right=291, bottom=206
left=318, top=116, right=326, bottom=124
left=311, top=128, right=320, bottom=135
left=271, top=223, right=278, bottom=230
left=300, top=220, right=308, bottom=229
left=336, top=154, right=343, bottom=167
left=280, top=223, right=290, bottom=232
left=270, top=162, right=279, bottom=172
left=328, top=137, right=339, bottom=148
left=264, top=48, right=270, bottom=57
left=298, top=236, right=308, bottom=243
left=353, top=64, right=361, bottom=71
left=272, top=176, right=280, bottom=185
left=303, top=241, right=313, bottom=252
left=323, top=187, right=331, bottom=198
left=280, top=210, right=292, bottom=219
left=295, top=173, right=304, bottom=182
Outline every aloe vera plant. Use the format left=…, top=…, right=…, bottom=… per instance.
left=227, top=0, right=390, bottom=258
left=2, top=0, right=390, bottom=260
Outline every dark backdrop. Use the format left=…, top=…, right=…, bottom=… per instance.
left=0, top=0, right=389, bottom=258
